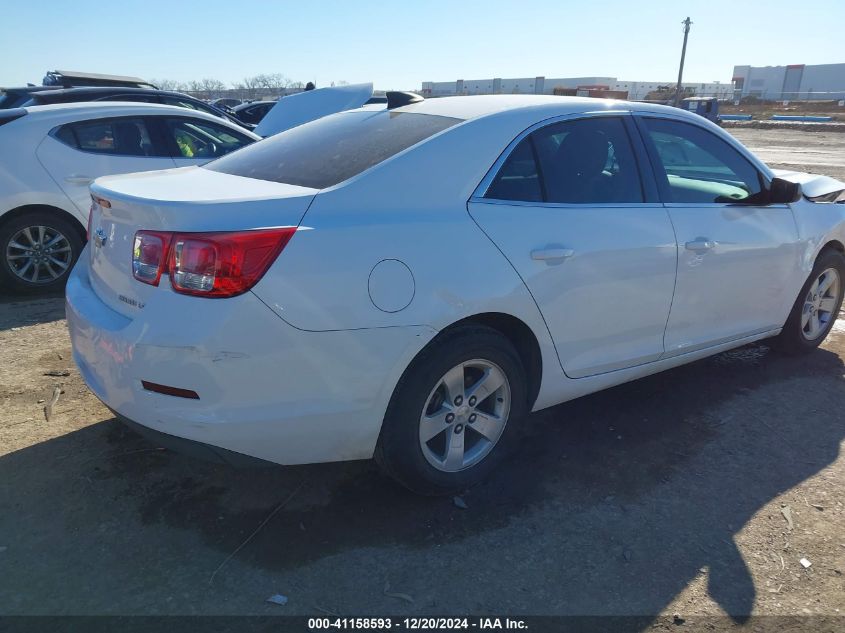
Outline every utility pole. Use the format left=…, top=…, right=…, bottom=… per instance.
left=674, top=17, right=693, bottom=107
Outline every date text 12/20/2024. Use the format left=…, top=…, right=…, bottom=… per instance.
left=307, top=618, right=528, bottom=630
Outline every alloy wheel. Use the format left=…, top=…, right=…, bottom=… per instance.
left=801, top=267, right=840, bottom=341
left=418, top=359, right=511, bottom=472
left=5, top=225, right=73, bottom=284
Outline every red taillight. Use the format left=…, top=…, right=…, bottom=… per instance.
left=132, top=227, right=296, bottom=297
left=132, top=231, right=170, bottom=286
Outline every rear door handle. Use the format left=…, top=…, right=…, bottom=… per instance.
left=531, top=247, right=575, bottom=264
left=685, top=238, right=716, bottom=252
left=64, top=175, right=93, bottom=185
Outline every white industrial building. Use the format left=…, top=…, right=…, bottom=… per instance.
left=732, top=63, right=845, bottom=100
left=421, top=76, right=733, bottom=100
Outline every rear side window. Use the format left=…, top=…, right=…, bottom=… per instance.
left=485, top=137, right=543, bottom=202
left=205, top=111, right=461, bottom=189
left=53, top=117, right=159, bottom=157
left=486, top=116, right=643, bottom=204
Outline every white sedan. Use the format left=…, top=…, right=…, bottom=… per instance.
left=0, top=102, right=258, bottom=293
left=66, top=95, right=845, bottom=494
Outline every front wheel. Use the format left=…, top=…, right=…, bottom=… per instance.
left=0, top=212, right=83, bottom=294
left=772, top=248, right=845, bottom=354
left=375, top=325, right=528, bottom=495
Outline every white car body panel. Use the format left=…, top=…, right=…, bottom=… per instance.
left=66, top=95, right=845, bottom=466
left=0, top=102, right=260, bottom=232
left=36, top=133, right=176, bottom=215
left=88, top=167, right=316, bottom=318
left=67, top=253, right=436, bottom=464
left=468, top=198, right=677, bottom=378
left=662, top=203, right=802, bottom=355
left=254, top=83, right=374, bottom=137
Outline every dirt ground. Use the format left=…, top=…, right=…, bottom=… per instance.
left=1, top=129, right=844, bottom=626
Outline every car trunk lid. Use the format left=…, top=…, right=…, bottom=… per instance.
left=254, top=82, right=375, bottom=137
left=87, top=166, right=317, bottom=317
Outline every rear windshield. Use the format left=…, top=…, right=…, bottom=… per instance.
left=204, top=110, right=461, bottom=189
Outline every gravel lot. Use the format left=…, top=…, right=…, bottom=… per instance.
left=1, top=128, right=844, bottom=625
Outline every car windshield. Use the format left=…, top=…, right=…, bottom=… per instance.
left=204, top=110, right=461, bottom=189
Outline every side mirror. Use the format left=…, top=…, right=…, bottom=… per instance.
left=769, top=177, right=802, bottom=204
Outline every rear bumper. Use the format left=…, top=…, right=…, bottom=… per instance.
left=66, top=253, right=437, bottom=465
left=115, top=411, right=273, bottom=467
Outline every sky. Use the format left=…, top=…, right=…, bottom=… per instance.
left=2, top=0, right=843, bottom=90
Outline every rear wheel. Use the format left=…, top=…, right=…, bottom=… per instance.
left=376, top=325, right=528, bottom=495
left=772, top=248, right=845, bottom=354
left=0, top=212, right=83, bottom=294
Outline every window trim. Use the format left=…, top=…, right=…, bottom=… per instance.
left=49, top=116, right=168, bottom=158
left=631, top=113, right=784, bottom=208
left=471, top=111, right=660, bottom=207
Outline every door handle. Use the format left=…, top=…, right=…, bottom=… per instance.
left=531, top=247, right=575, bottom=264
left=685, top=238, right=716, bottom=252
left=64, top=175, right=93, bottom=185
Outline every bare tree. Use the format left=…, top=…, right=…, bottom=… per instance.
left=187, top=80, right=205, bottom=98
left=152, top=78, right=188, bottom=92
left=237, top=75, right=262, bottom=100
left=200, top=78, right=227, bottom=99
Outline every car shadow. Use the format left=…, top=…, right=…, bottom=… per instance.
left=0, top=342, right=843, bottom=620
left=0, top=294, right=65, bottom=331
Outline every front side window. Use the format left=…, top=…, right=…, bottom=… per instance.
left=205, top=110, right=461, bottom=189
left=485, top=116, right=643, bottom=204
left=641, top=117, right=763, bottom=203
left=56, top=117, right=156, bottom=157
left=164, top=118, right=253, bottom=159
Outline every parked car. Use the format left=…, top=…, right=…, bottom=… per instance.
left=67, top=95, right=845, bottom=494
left=232, top=100, right=277, bottom=125
left=4, top=86, right=252, bottom=130
left=0, top=102, right=258, bottom=293
left=680, top=96, right=720, bottom=124
left=254, top=83, right=378, bottom=137
left=1, top=71, right=158, bottom=110
left=211, top=98, right=243, bottom=110
left=41, top=70, right=157, bottom=89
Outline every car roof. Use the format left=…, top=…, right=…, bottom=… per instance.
left=233, top=100, right=276, bottom=111
left=31, top=86, right=200, bottom=100
left=18, top=101, right=260, bottom=136
left=391, top=94, right=686, bottom=121
left=0, top=85, right=56, bottom=93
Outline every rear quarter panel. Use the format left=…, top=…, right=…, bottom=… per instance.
left=250, top=110, right=569, bottom=409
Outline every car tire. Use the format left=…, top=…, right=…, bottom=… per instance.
left=771, top=248, right=845, bottom=355
left=375, top=324, right=528, bottom=495
left=0, top=212, right=83, bottom=294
